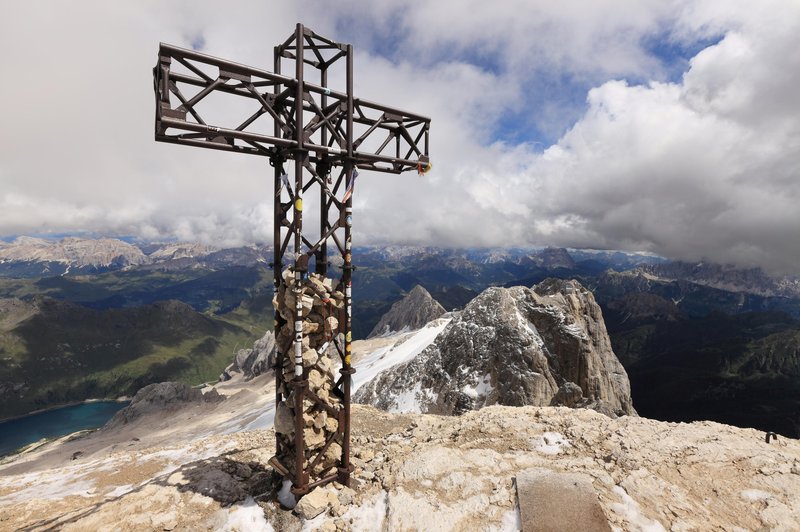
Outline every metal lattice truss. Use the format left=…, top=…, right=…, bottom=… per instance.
left=154, top=40, right=429, bottom=174
left=152, top=24, right=431, bottom=496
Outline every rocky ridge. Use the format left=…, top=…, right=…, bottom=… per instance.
left=642, top=261, right=800, bottom=298
left=367, top=285, right=446, bottom=338
left=0, top=237, right=148, bottom=268
left=220, top=331, right=277, bottom=381
left=0, top=236, right=271, bottom=274
left=356, top=278, right=635, bottom=417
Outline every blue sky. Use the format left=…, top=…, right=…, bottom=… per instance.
left=1, top=1, right=799, bottom=273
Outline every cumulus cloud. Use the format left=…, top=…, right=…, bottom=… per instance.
left=0, top=1, right=798, bottom=273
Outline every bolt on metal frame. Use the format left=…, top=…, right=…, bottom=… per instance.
left=153, top=23, right=431, bottom=494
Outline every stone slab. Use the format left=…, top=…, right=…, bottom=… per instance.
left=516, top=468, right=612, bottom=532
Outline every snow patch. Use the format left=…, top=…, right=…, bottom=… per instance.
left=391, top=383, right=424, bottom=413
left=142, top=441, right=236, bottom=479
left=1, top=476, right=96, bottom=504
left=339, top=490, right=388, bottom=531
left=741, top=489, right=772, bottom=502
left=523, top=318, right=545, bottom=348
left=105, top=484, right=134, bottom=498
left=0, top=454, right=131, bottom=504
left=352, top=317, right=450, bottom=394
left=220, top=496, right=274, bottom=532
left=611, top=485, right=666, bottom=532
left=533, top=432, right=571, bottom=455
left=243, top=405, right=275, bottom=431
left=462, top=373, right=494, bottom=400
left=300, top=512, right=328, bottom=531
left=492, top=504, right=522, bottom=532
left=563, top=322, right=585, bottom=337
left=376, top=324, right=411, bottom=337
left=277, top=479, right=297, bottom=509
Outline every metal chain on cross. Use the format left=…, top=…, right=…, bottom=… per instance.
left=152, top=23, right=431, bottom=496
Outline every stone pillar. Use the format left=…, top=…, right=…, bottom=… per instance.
left=273, top=267, right=345, bottom=484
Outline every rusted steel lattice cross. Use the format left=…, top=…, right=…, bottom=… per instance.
left=153, top=23, right=431, bottom=495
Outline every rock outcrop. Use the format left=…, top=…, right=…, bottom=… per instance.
left=103, top=382, right=223, bottom=429
left=368, top=285, right=446, bottom=338
left=220, top=331, right=277, bottom=381
left=356, top=278, right=635, bottom=417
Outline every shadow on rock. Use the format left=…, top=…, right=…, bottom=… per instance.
left=156, top=453, right=281, bottom=506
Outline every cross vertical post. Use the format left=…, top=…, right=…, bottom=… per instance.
left=152, top=23, right=431, bottom=495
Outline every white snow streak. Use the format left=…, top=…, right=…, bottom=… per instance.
left=533, top=432, right=571, bottom=455
left=339, top=490, right=388, bottom=531
left=220, top=496, right=275, bottom=532
left=352, top=317, right=450, bottom=394
left=611, top=485, right=666, bottom=532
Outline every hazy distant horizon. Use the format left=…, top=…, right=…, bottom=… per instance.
left=3, top=1, right=799, bottom=273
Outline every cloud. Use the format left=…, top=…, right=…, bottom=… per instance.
left=0, top=1, right=798, bottom=274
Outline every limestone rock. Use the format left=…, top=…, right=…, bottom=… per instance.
left=295, top=487, right=338, bottom=520
left=304, top=427, right=326, bottom=449
left=275, top=402, right=295, bottom=436
left=302, top=349, right=318, bottom=366
left=368, top=285, right=446, bottom=338
left=272, top=269, right=345, bottom=478
left=220, top=331, right=276, bottom=381
left=355, top=279, right=636, bottom=417
left=551, top=382, right=584, bottom=408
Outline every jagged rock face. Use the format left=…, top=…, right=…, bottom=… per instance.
left=220, top=331, right=276, bottom=381
left=368, top=285, right=446, bottom=338
left=355, top=279, right=635, bottom=417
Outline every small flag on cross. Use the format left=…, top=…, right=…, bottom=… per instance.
left=342, top=168, right=358, bottom=203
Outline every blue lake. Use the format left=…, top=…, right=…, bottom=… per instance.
left=0, top=401, right=128, bottom=457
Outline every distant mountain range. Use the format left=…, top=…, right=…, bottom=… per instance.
left=2, top=236, right=799, bottom=436
left=0, top=237, right=270, bottom=277
left=641, top=261, right=800, bottom=299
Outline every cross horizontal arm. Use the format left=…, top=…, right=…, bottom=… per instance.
left=154, top=43, right=430, bottom=174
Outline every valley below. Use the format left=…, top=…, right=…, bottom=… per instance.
left=1, top=236, right=799, bottom=441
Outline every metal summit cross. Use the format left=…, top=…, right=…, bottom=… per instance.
left=152, top=23, right=431, bottom=495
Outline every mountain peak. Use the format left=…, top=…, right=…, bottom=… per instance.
left=368, top=285, right=446, bottom=338
left=533, top=247, right=576, bottom=269
left=357, top=279, right=635, bottom=417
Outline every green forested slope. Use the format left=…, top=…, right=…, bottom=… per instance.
left=0, top=296, right=270, bottom=419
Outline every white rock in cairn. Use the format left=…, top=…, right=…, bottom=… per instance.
left=272, top=268, right=345, bottom=477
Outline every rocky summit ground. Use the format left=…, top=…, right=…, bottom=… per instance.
left=1, top=381, right=799, bottom=531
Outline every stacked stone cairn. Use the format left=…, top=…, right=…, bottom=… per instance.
left=273, top=267, right=345, bottom=479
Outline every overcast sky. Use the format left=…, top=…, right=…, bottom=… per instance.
left=1, top=1, right=798, bottom=273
